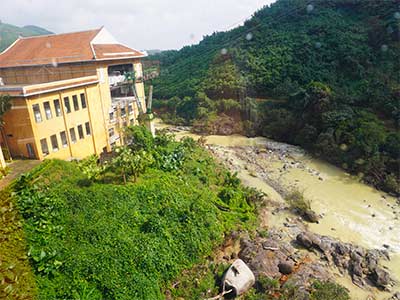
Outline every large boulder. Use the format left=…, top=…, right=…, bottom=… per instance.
left=303, top=210, right=320, bottom=223
left=296, top=232, right=313, bottom=249
left=278, top=261, right=294, bottom=275
left=371, top=267, right=390, bottom=288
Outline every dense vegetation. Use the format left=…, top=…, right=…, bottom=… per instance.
left=0, top=22, right=52, bottom=52
left=148, top=0, right=400, bottom=194
left=9, top=127, right=260, bottom=299
left=0, top=186, right=37, bottom=300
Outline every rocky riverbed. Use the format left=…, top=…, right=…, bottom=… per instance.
left=206, top=143, right=400, bottom=300
left=156, top=121, right=400, bottom=300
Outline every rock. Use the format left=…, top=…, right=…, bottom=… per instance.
left=371, top=267, right=390, bottom=288
left=391, top=291, right=400, bottom=299
left=351, top=262, right=364, bottom=277
left=262, top=240, right=279, bottom=250
left=381, top=250, right=390, bottom=260
left=303, top=210, right=320, bottom=223
left=296, top=233, right=313, bottom=249
left=230, top=231, right=239, bottom=240
left=352, top=274, right=366, bottom=288
left=366, top=253, right=379, bottom=271
left=335, top=243, right=349, bottom=256
left=278, top=261, right=294, bottom=275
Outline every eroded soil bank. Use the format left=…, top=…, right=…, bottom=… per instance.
left=156, top=119, right=400, bottom=300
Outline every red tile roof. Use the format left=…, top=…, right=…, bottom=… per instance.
left=0, top=28, right=146, bottom=68
left=93, top=44, right=144, bottom=60
left=0, top=76, right=99, bottom=97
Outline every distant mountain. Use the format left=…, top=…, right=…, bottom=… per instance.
left=0, top=22, right=53, bottom=52
left=146, top=49, right=163, bottom=56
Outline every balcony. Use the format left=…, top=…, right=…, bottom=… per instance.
left=109, top=134, right=120, bottom=144
left=109, top=74, right=125, bottom=87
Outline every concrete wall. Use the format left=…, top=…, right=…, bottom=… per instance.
left=2, top=84, right=109, bottom=160
left=0, top=58, right=146, bottom=161
left=1, top=98, right=36, bottom=158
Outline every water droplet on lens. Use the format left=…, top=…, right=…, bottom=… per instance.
left=394, top=12, right=400, bottom=19
left=387, top=26, right=394, bottom=34
left=381, top=44, right=388, bottom=52
left=315, top=42, right=322, bottom=49
left=307, top=4, right=314, bottom=13
left=221, top=48, right=228, bottom=55
left=189, top=33, right=195, bottom=40
left=51, top=58, right=58, bottom=67
left=45, top=42, right=51, bottom=48
left=246, top=33, right=253, bottom=41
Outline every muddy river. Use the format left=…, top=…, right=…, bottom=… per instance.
left=155, top=120, right=399, bottom=300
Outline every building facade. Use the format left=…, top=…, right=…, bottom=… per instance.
left=0, top=27, right=147, bottom=162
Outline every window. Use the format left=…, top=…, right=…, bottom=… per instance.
left=130, top=118, right=134, bottom=125
left=80, top=93, right=87, bottom=109
left=64, top=97, right=71, bottom=113
left=108, top=128, right=115, bottom=137
left=50, top=134, right=58, bottom=151
left=43, top=101, right=52, bottom=120
left=77, top=124, right=84, bottom=139
left=32, top=104, right=42, bottom=123
left=40, top=138, right=49, bottom=155
left=85, top=122, right=91, bottom=135
left=73, top=95, right=79, bottom=111
left=60, top=131, right=68, bottom=147
left=121, top=107, right=126, bottom=117
left=69, top=128, right=77, bottom=143
left=53, top=99, right=61, bottom=117
left=109, top=111, right=114, bottom=121
left=128, top=104, right=133, bottom=114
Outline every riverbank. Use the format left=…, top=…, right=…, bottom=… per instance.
left=156, top=119, right=400, bottom=300
left=208, top=143, right=400, bottom=300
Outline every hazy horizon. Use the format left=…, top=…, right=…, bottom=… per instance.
left=1, top=0, right=276, bottom=51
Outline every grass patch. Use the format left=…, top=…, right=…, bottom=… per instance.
left=243, top=275, right=349, bottom=300
left=285, top=189, right=319, bottom=223
left=286, top=189, right=311, bottom=213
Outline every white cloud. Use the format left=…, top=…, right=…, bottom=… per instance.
left=0, top=0, right=275, bottom=50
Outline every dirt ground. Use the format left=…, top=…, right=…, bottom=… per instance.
left=0, top=159, right=41, bottom=190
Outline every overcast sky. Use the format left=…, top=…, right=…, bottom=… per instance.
left=1, top=0, right=275, bottom=50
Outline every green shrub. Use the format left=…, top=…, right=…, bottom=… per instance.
left=286, top=189, right=311, bottom=213
left=13, top=134, right=256, bottom=300
left=310, top=281, right=350, bottom=300
left=125, top=125, right=154, bottom=152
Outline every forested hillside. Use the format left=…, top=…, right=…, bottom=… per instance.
left=149, top=0, right=400, bottom=194
left=0, top=22, right=52, bottom=51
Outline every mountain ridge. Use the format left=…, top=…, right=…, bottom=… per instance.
left=0, top=22, right=53, bottom=52
left=148, top=0, right=400, bottom=194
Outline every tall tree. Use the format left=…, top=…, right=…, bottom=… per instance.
left=0, top=94, right=11, bottom=166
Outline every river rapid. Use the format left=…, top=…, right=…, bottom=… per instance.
left=155, top=119, right=399, bottom=300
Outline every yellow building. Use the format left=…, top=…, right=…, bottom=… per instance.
left=0, top=27, right=147, bottom=162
